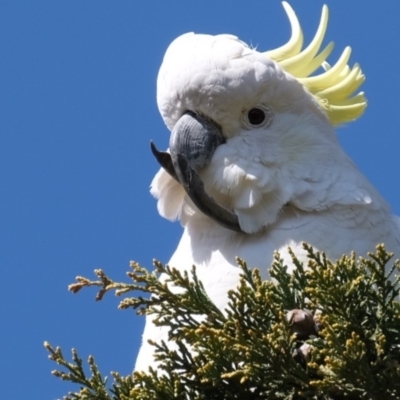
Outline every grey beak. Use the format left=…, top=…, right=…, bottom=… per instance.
left=151, top=111, right=242, bottom=232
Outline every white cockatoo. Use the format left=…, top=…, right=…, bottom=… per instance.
left=135, top=2, right=400, bottom=371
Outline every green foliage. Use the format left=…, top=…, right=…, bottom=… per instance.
left=47, top=244, right=400, bottom=399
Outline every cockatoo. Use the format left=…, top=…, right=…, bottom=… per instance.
left=135, top=2, right=400, bottom=371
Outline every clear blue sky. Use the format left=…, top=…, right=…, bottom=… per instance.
left=0, top=1, right=399, bottom=398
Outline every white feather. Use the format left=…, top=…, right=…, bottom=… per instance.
left=136, top=30, right=400, bottom=372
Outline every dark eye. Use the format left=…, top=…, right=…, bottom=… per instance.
left=248, top=108, right=266, bottom=125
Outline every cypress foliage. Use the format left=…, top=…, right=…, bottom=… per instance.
left=46, top=244, right=400, bottom=399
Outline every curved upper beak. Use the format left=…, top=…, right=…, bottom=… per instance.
left=151, top=111, right=242, bottom=233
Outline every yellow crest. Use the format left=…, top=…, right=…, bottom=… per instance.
left=265, top=2, right=366, bottom=126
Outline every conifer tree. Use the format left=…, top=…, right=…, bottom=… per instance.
left=46, top=244, right=400, bottom=399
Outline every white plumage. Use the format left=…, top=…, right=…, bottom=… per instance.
left=135, top=3, right=400, bottom=371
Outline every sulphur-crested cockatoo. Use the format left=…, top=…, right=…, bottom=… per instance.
left=135, top=2, right=400, bottom=371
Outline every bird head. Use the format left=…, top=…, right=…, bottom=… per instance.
left=151, top=2, right=367, bottom=234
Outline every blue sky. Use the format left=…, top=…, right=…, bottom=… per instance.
left=1, top=1, right=399, bottom=398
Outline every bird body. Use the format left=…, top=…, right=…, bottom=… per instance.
left=135, top=2, right=400, bottom=371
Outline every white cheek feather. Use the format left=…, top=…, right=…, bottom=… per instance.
left=150, top=168, right=185, bottom=221
left=236, top=192, right=285, bottom=233
left=222, top=163, right=247, bottom=189
left=234, top=184, right=263, bottom=209
left=204, top=148, right=287, bottom=232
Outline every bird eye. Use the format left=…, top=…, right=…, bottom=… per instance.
left=247, top=108, right=266, bottom=126
left=241, top=105, right=273, bottom=130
